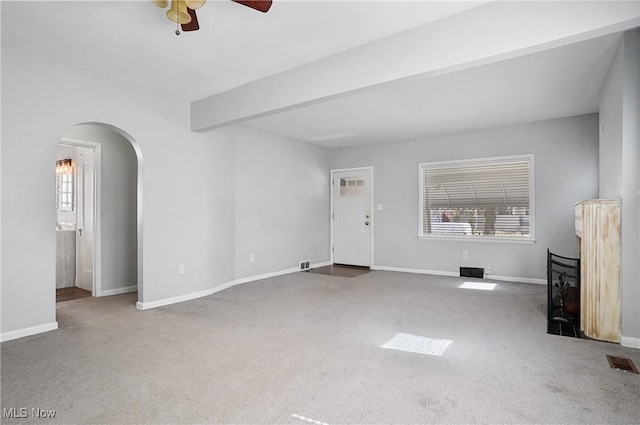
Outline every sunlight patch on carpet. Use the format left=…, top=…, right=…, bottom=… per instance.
left=291, top=413, right=329, bottom=425
left=460, top=281, right=496, bottom=291
left=381, top=332, right=452, bottom=356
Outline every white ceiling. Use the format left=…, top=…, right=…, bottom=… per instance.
left=1, top=0, right=488, bottom=101
left=0, top=1, right=630, bottom=147
left=244, top=33, right=621, bottom=147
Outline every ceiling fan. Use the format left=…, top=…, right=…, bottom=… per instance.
left=152, top=0, right=272, bottom=34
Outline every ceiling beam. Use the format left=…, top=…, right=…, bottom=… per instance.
left=191, top=1, right=640, bottom=133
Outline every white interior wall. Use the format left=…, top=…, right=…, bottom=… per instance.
left=329, top=115, right=599, bottom=282
left=620, top=30, right=640, bottom=344
left=599, top=29, right=640, bottom=344
left=233, top=125, right=330, bottom=279
left=1, top=46, right=330, bottom=340
left=599, top=40, right=625, bottom=198
left=1, top=46, right=237, bottom=337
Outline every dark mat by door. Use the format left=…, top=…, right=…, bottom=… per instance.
left=309, top=264, right=370, bottom=278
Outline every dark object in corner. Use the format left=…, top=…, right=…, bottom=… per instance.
left=310, top=264, right=370, bottom=278
left=547, top=249, right=581, bottom=338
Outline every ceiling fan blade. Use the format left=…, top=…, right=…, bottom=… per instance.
left=231, top=1, right=272, bottom=13
left=181, top=7, right=200, bottom=31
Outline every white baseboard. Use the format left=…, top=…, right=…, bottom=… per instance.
left=136, top=286, right=223, bottom=310
left=101, top=285, right=138, bottom=297
left=137, top=261, right=332, bottom=310
left=621, top=336, right=640, bottom=349
left=1, top=321, right=59, bottom=343
left=487, top=274, right=547, bottom=285
left=371, top=265, right=545, bottom=284
left=234, top=266, right=300, bottom=285
left=231, top=260, right=332, bottom=285
left=371, top=265, right=458, bottom=277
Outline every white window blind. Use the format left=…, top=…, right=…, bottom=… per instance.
left=419, top=155, right=533, bottom=240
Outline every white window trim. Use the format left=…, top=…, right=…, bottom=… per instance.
left=417, top=154, right=535, bottom=243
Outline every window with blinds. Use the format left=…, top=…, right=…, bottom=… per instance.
left=419, top=155, right=534, bottom=241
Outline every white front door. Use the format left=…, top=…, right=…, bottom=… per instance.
left=332, top=169, right=372, bottom=267
left=77, top=150, right=94, bottom=292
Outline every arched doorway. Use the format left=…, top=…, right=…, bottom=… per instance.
left=56, top=123, right=144, bottom=305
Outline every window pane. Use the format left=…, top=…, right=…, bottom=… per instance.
left=339, top=178, right=347, bottom=196
left=57, top=166, right=74, bottom=212
left=420, top=156, right=532, bottom=239
left=339, top=177, right=366, bottom=197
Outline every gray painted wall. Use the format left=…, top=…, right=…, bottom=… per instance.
left=599, top=29, right=640, bottom=341
left=599, top=40, right=625, bottom=198
left=1, top=46, right=237, bottom=334
left=63, top=124, right=138, bottom=292
left=1, top=46, right=330, bottom=338
left=234, top=125, right=330, bottom=279
left=329, top=115, right=599, bottom=282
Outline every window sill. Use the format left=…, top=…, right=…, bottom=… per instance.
left=417, top=234, right=536, bottom=244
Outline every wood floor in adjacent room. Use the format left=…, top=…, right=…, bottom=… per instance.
left=2, top=271, right=639, bottom=424
left=55, top=287, right=91, bottom=303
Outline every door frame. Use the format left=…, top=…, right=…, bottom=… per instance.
left=59, top=138, right=102, bottom=297
left=330, top=166, right=374, bottom=267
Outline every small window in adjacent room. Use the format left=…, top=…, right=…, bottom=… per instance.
left=419, top=155, right=534, bottom=242
left=56, top=158, right=74, bottom=212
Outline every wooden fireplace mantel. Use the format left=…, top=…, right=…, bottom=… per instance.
left=575, top=199, right=621, bottom=343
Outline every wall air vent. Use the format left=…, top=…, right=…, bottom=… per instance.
left=460, top=267, right=484, bottom=279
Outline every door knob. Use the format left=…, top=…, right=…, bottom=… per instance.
left=365, top=221, right=370, bottom=226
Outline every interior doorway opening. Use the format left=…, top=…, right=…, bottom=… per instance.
left=55, top=123, right=144, bottom=306
left=55, top=143, right=97, bottom=300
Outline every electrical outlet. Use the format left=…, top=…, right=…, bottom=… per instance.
left=178, top=264, right=185, bottom=275
left=300, top=261, right=311, bottom=271
left=485, top=266, right=492, bottom=275
left=462, top=251, right=469, bottom=260
left=305, top=261, right=310, bottom=269
left=249, top=254, right=255, bottom=263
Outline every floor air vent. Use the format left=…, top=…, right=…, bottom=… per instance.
left=460, top=267, right=484, bottom=279
left=606, top=355, right=639, bottom=374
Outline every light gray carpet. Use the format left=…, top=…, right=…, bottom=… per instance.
left=2, top=271, right=639, bottom=424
